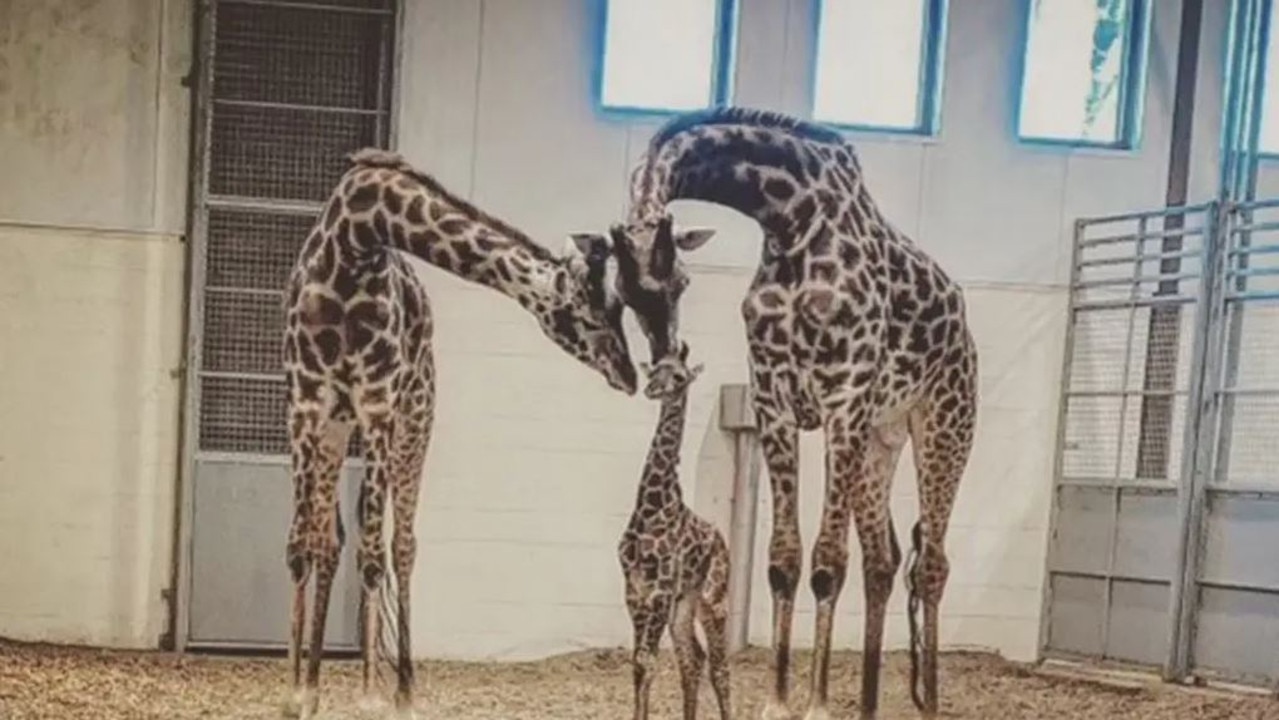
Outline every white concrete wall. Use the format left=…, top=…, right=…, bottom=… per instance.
left=0, top=0, right=1239, bottom=664
left=0, top=0, right=191, bottom=647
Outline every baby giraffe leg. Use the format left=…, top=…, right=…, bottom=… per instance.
left=670, top=594, right=707, bottom=720
left=628, top=595, right=671, bottom=720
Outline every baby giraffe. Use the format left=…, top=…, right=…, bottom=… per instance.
left=619, top=345, right=731, bottom=720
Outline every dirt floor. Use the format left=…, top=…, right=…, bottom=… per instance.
left=2, top=639, right=1278, bottom=720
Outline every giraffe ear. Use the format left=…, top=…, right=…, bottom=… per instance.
left=674, top=226, right=716, bottom=252
left=651, top=216, right=676, bottom=279
left=569, top=232, right=608, bottom=259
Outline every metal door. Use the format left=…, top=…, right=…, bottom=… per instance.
left=1178, top=198, right=1279, bottom=686
left=177, top=0, right=398, bottom=650
left=1041, top=204, right=1215, bottom=669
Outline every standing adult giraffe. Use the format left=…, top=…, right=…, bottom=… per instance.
left=579, top=107, right=978, bottom=720
left=282, top=148, right=637, bottom=719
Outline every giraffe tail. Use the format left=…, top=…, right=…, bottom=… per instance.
left=905, top=519, right=926, bottom=712
left=374, top=550, right=402, bottom=689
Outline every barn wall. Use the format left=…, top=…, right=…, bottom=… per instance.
left=0, top=0, right=191, bottom=648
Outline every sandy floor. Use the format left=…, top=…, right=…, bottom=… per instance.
left=2, top=639, right=1277, bottom=719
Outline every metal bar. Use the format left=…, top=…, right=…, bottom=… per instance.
left=205, top=195, right=325, bottom=215
left=1073, top=271, right=1200, bottom=291
left=216, top=0, right=393, bottom=15
left=1057, top=478, right=1178, bottom=492
left=199, top=370, right=286, bottom=383
left=1220, top=385, right=1279, bottom=396
left=725, top=430, right=761, bottom=653
left=1080, top=225, right=1209, bottom=249
left=1224, top=289, right=1279, bottom=301
left=1197, top=578, right=1279, bottom=595
left=1079, top=248, right=1203, bottom=269
left=174, top=0, right=220, bottom=655
left=204, top=285, right=286, bottom=298
left=1226, top=266, right=1279, bottom=279
left=1167, top=198, right=1228, bottom=680
left=1229, top=242, right=1279, bottom=256
left=1047, top=569, right=1172, bottom=586
left=1204, top=484, right=1279, bottom=499
left=1041, top=217, right=1090, bottom=657
left=1072, top=295, right=1197, bottom=312
left=1066, top=389, right=1184, bottom=399
left=1232, top=197, right=1279, bottom=211
left=1078, top=203, right=1215, bottom=227
left=1228, top=219, right=1279, bottom=234
left=212, top=97, right=387, bottom=116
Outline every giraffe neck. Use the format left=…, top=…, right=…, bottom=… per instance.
left=333, top=163, right=566, bottom=310
left=635, top=385, right=691, bottom=509
left=631, top=120, right=883, bottom=237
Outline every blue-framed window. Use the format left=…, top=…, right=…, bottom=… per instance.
left=810, top=0, right=948, bottom=134
left=598, top=0, right=737, bottom=114
left=1016, top=0, right=1150, bottom=148
left=1258, top=0, right=1279, bottom=154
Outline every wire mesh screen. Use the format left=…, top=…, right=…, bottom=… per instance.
left=1060, top=207, right=1210, bottom=486
left=1214, top=200, right=1279, bottom=489
left=195, top=0, right=395, bottom=456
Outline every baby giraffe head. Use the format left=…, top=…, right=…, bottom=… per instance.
left=639, top=341, right=704, bottom=402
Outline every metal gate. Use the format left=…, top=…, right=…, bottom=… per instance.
left=176, top=0, right=398, bottom=650
left=1044, top=198, right=1279, bottom=688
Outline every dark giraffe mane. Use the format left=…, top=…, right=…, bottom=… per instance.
left=344, top=147, right=557, bottom=264
left=648, top=107, right=848, bottom=149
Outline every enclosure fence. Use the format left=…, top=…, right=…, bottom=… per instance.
left=1044, top=197, right=1279, bottom=689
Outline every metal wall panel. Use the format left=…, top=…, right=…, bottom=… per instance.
left=189, top=461, right=363, bottom=648
left=1042, top=205, right=1213, bottom=669
left=1045, top=198, right=1279, bottom=688
left=179, top=0, right=397, bottom=650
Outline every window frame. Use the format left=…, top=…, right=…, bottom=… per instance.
left=1251, top=0, right=1279, bottom=159
left=1014, top=0, right=1153, bottom=151
left=594, top=0, right=740, bottom=117
left=807, top=0, right=950, bottom=137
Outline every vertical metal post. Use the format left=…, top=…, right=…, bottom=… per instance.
left=1038, top=216, right=1089, bottom=657
left=173, top=0, right=219, bottom=653
left=720, top=383, right=760, bottom=653
left=1166, top=202, right=1226, bottom=681
left=1135, top=0, right=1203, bottom=481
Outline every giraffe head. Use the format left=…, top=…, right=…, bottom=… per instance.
left=596, top=211, right=716, bottom=398
left=639, top=341, right=703, bottom=400
left=552, top=233, right=639, bottom=396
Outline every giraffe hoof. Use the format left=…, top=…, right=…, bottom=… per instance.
left=356, top=692, right=389, bottom=714
left=801, top=706, right=833, bottom=720
left=761, top=699, right=792, bottom=720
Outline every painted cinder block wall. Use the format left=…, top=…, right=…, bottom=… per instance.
left=0, top=0, right=1241, bottom=662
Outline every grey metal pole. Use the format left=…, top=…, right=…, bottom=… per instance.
left=719, top=383, right=760, bottom=653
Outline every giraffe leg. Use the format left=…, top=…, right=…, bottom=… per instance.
left=628, top=595, right=671, bottom=720
left=756, top=415, right=801, bottom=720
left=907, top=373, right=976, bottom=717
left=355, top=433, right=391, bottom=710
left=302, top=483, right=346, bottom=720
left=282, top=412, right=347, bottom=719
left=697, top=548, right=732, bottom=720
left=670, top=594, right=706, bottom=720
left=283, top=503, right=311, bottom=718
left=843, top=424, right=907, bottom=720
left=389, top=422, right=429, bottom=719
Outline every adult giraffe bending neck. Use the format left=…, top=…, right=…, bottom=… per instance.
left=283, top=148, right=637, bottom=719
left=580, top=107, right=978, bottom=720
